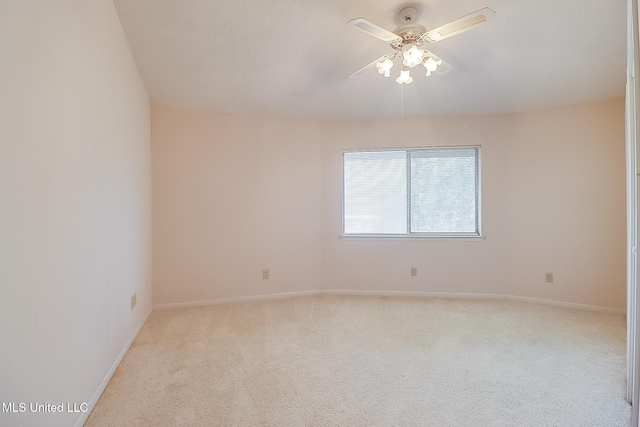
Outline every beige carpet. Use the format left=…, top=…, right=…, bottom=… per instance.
left=85, top=295, right=631, bottom=426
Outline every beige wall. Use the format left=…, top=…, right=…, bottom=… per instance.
left=152, top=106, right=323, bottom=305
left=321, top=99, right=626, bottom=309
left=0, top=1, right=151, bottom=426
left=153, top=99, right=625, bottom=311
left=503, top=100, right=626, bottom=308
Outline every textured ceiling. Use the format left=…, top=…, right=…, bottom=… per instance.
left=113, top=0, right=627, bottom=119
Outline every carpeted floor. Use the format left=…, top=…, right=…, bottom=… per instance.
left=85, top=295, right=631, bottom=426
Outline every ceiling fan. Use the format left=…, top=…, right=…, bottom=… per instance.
left=348, top=7, right=496, bottom=84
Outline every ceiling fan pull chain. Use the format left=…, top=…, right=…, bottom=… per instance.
left=401, top=84, right=404, bottom=120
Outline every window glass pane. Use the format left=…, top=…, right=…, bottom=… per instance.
left=343, top=151, right=407, bottom=234
left=410, top=148, right=477, bottom=233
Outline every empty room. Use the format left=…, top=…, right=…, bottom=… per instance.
left=3, top=0, right=640, bottom=426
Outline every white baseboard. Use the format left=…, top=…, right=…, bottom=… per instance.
left=506, top=295, right=626, bottom=315
left=74, top=306, right=153, bottom=427
left=321, top=289, right=626, bottom=315
left=321, top=289, right=506, bottom=300
left=153, top=288, right=625, bottom=315
left=153, top=289, right=321, bottom=310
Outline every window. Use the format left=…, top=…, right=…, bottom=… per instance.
left=342, top=146, right=480, bottom=237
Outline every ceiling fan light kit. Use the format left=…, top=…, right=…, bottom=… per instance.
left=348, top=6, right=496, bottom=85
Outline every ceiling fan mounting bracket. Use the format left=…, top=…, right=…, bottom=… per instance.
left=399, top=7, right=418, bottom=23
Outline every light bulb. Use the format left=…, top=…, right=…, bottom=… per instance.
left=402, top=45, right=424, bottom=68
left=376, top=57, right=394, bottom=78
left=423, top=57, right=442, bottom=73
left=396, top=67, right=413, bottom=85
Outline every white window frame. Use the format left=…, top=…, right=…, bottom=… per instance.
left=341, top=145, right=482, bottom=239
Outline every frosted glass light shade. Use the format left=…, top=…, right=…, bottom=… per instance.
left=376, top=58, right=394, bottom=77
left=402, top=45, right=424, bottom=68
left=423, top=57, right=442, bottom=72
left=396, top=67, right=413, bottom=84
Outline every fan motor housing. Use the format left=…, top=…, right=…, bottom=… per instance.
left=390, top=23, right=427, bottom=50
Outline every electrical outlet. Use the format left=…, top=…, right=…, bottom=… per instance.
left=411, top=267, right=417, bottom=277
left=130, top=293, right=137, bottom=311
left=262, top=269, right=269, bottom=280
left=545, top=272, right=553, bottom=283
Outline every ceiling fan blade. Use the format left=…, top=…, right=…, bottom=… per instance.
left=435, top=60, right=453, bottom=74
left=424, top=50, right=453, bottom=75
left=349, top=55, right=391, bottom=78
left=425, top=7, right=496, bottom=43
left=348, top=18, right=402, bottom=43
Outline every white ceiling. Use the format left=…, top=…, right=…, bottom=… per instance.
left=113, top=0, right=627, bottom=119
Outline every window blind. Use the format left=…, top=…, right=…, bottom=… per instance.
left=343, top=147, right=480, bottom=236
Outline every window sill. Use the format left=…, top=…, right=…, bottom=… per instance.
left=339, top=234, right=485, bottom=241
